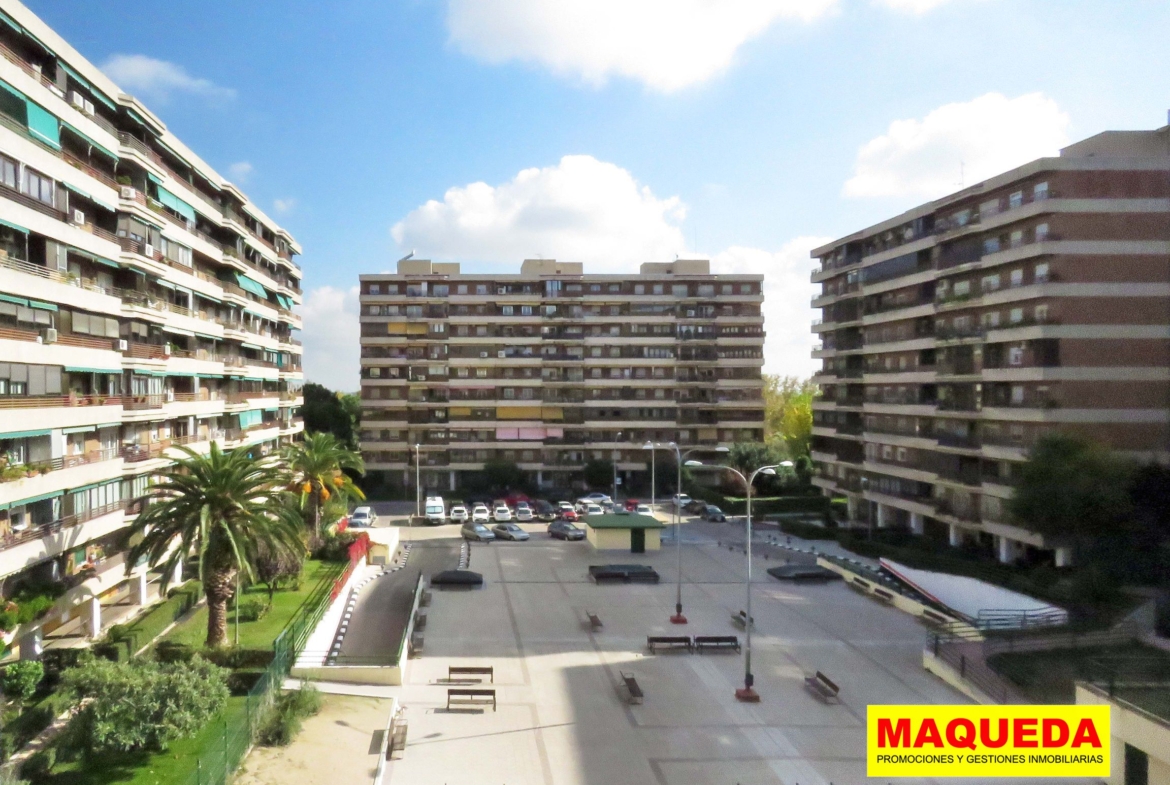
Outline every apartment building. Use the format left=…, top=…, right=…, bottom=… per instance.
left=810, top=123, right=1170, bottom=566
left=0, top=1, right=303, bottom=654
left=358, top=258, right=764, bottom=492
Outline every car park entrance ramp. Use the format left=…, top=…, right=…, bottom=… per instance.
left=881, top=558, right=1069, bottom=629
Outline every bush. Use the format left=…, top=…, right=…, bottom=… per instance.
left=313, top=530, right=363, bottom=562
left=154, top=642, right=195, bottom=664
left=258, top=684, right=321, bottom=747
left=235, top=600, right=270, bottom=623
left=62, top=654, right=229, bottom=753
left=778, top=519, right=838, bottom=540
left=19, top=748, right=52, bottom=780
left=201, top=648, right=273, bottom=670
left=3, top=661, right=43, bottom=705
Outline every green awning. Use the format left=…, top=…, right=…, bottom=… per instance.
left=146, top=172, right=163, bottom=186
left=196, top=373, right=221, bottom=379
left=64, top=367, right=119, bottom=374
left=155, top=185, right=196, bottom=222
left=61, top=122, right=118, bottom=162
left=57, top=61, right=118, bottom=112
left=0, top=293, right=28, bottom=306
left=262, top=406, right=279, bottom=413
left=28, top=299, right=58, bottom=311
left=0, top=428, right=51, bottom=439
left=275, top=294, right=293, bottom=309
left=66, top=247, right=119, bottom=269
left=0, top=9, right=21, bottom=33
left=5, top=489, right=63, bottom=508
left=62, top=423, right=118, bottom=434
left=234, top=272, right=269, bottom=298
left=0, top=217, right=28, bottom=234
left=26, top=101, right=60, bottom=149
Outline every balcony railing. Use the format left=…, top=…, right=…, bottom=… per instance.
left=0, top=448, right=120, bottom=483
left=0, top=393, right=121, bottom=409
left=1, top=500, right=127, bottom=552
left=123, top=393, right=167, bottom=410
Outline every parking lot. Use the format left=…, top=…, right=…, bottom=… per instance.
left=382, top=524, right=1095, bottom=785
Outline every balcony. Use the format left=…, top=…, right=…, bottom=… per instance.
left=120, top=433, right=219, bottom=464
left=0, top=500, right=126, bottom=555
left=123, top=393, right=167, bottom=411
left=0, top=393, right=122, bottom=410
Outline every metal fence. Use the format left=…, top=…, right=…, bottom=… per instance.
left=176, top=557, right=353, bottom=785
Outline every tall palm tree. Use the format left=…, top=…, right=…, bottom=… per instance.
left=282, top=432, right=365, bottom=537
left=127, top=444, right=303, bottom=648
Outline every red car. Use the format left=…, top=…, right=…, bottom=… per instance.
left=560, top=508, right=579, bottom=522
left=624, top=499, right=641, bottom=512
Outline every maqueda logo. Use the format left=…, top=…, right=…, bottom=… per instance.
left=867, top=705, right=1110, bottom=778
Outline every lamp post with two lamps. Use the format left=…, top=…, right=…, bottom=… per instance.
left=646, top=442, right=729, bottom=625
left=685, top=458, right=792, bottom=702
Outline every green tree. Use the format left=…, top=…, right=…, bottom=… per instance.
left=725, top=442, right=789, bottom=494
left=302, top=383, right=361, bottom=450
left=2, top=660, right=42, bottom=708
left=762, top=375, right=816, bottom=459
left=283, top=432, right=366, bottom=537
left=583, top=459, right=613, bottom=491
left=482, top=459, right=526, bottom=493
left=1010, top=433, right=1135, bottom=546
left=127, top=444, right=304, bottom=648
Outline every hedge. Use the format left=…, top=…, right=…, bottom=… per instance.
left=98, top=582, right=203, bottom=661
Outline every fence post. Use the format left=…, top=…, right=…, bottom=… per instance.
left=960, top=655, right=966, bottom=679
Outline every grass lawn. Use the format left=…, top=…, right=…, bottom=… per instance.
left=44, top=696, right=248, bottom=785
left=988, top=642, right=1170, bottom=710
left=160, top=559, right=342, bottom=650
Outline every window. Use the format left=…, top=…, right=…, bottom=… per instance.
left=739, top=284, right=753, bottom=295
left=1009, top=308, right=1024, bottom=324
left=476, top=368, right=487, bottom=378
left=1008, top=347, right=1024, bottom=366
left=881, top=445, right=893, bottom=460
left=634, top=284, right=644, bottom=294
left=501, top=305, right=513, bottom=316
left=1034, top=262, right=1050, bottom=283
left=368, top=284, right=381, bottom=295
left=433, top=285, right=449, bottom=296
left=457, top=284, right=468, bottom=294
left=520, top=305, right=532, bottom=316
left=0, top=154, right=15, bottom=190
left=981, top=311, right=1000, bottom=328
left=1011, top=385, right=1025, bottom=404
left=980, top=199, right=1000, bottom=217
left=22, top=167, right=53, bottom=205
left=672, top=284, right=688, bottom=297
left=1009, top=191, right=1024, bottom=209
left=589, top=284, right=601, bottom=293
left=653, top=284, right=664, bottom=295
left=981, top=274, right=1000, bottom=293
left=456, top=367, right=469, bottom=377
left=697, top=284, right=715, bottom=297
left=953, top=280, right=971, bottom=297
left=1010, top=230, right=1023, bottom=248
left=476, top=284, right=488, bottom=295
left=1035, top=223, right=1049, bottom=242
left=983, top=237, right=1001, bottom=255
left=1034, top=304, right=1049, bottom=323
left=722, top=284, right=733, bottom=294
left=1034, top=182, right=1049, bottom=200
left=896, top=447, right=907, bottom=462
left=1010, top=269, right=1023, bottom=287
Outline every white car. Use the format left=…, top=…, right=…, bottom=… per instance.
left=635, top=504, right=652, bottom=515
left=672, top=493, right=692, bottom=509
left=449, top=505, right=469, bottom=523
left=472, top=505, right=491, bottom=523
left=493, top=505, right=513, bottom=522
left=582, top=503, right=604, bottom=516
left=583, top=492, right=612, bottom=505
left=515, top=507, right=534, bottom=522
left=557, top=501, right=575, bottom=513
left=349, top=507, right=375, bottom=527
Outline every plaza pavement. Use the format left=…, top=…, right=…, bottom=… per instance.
left=379, top=524, right=1098, bottom=785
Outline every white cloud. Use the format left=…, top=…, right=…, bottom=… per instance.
left=273, top=198, right=297, bottom=214
left=712, top=238, right=829, bottom=379
left=844, top=92, right=1070, bottom=200
left=392, top=155, right=687, bottom=270
left=227, top=161, right=252, bottom=183
left=301, top=286, right=360, bottom=390
left=446, top=0, right=837, bottom=92
left=100, top=54, right=236, bottom=104
left=875, top=0, right=963, bottom=13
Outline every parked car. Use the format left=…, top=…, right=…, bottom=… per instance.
left=624, top=499, right=640, bottom=512
left=703, top=505, right=727, bottom=522
left=559, top=506, right=579, bottom=522
left=349, top=506, right=375, bottom=527
left=449, top=505, right=469, bottom=523
left=672, top=493, right=692, bottom=509
left=472, top=505, right=491, bottom=523
left=582, top=492, right=612, bottom=505
left=515, top=506, right=534, bottom=522
left=492, top=523, right=530, bottom=541
left=582, top=503, right=604, bottom=516
left=424, top=496, right=446, bottom=525
left=493, top=505, right=513, bottom=522
left=548, top=520, right=586, bottom=541
left=635, top=504, right=653, bottom=515
left=684, top=499, right=708, bottom=515
left=461, top=522, right=495, bottom=542
left=532, top=500, right=557, bottom=521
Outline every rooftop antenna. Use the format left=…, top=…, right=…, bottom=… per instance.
left=396, top=251, right=414, bottom=263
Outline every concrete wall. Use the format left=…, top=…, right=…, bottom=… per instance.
left=587, top=527, right=630, bottom=551
left=292, top=664, right=402, bottom=686
left=815, top=556, right=975, bottom=634
left=1078, top=683, right=1170, bottom=785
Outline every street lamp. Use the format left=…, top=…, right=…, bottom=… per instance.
left=688, top=460, right=779, bottom=702
left=641, top=441, right=656, bottom=512
left=414, top=443, right=422, bottom=519
left=611, top=431, right=623, bottom=507
left=664, top=443, right=728, bottom=625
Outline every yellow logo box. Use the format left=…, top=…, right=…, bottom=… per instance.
left=867, top=704, right=1110, bottom=778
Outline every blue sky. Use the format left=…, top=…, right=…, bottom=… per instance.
left=25, top=0, right=1170, bottom=387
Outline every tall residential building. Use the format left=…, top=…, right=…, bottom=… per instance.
left=358, top=258, right=764, bottom=493
left=0, top=1, right=303, bottom=651
left=810, top=123, right=1170, bottom=566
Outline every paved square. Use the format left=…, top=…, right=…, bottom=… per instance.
left=384, top=527, right=1092, bottom=785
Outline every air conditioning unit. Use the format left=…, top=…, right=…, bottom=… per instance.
left=70, top=91, right=85, bottom=110
left=118, top=339, right=128, bottom=351
left=163, top=344, right=171, bottom=355
left=83, top=99, right=95, bottom=116
left=120, top=186, right=136, bottom=200
left=165, top=389, right=175, bottom=402
left=479, top=351, right=488, bottom=358
left=497, top=351, right=506, bottom=359
left=71, top=209, right=85, bottom=225
left=42, top=328, right=57, bottom=343
left=143, top=243, right=155, bottom=257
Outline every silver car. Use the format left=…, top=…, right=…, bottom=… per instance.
left=492, top=523, right=529, bottom=541
left=461, top=522, right=495, bottom=542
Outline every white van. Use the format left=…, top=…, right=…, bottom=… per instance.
left=424, top=496, right=446, bottom=525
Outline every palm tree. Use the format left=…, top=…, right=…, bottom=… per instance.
left=127, top=444, right=303, bottom=648
left=282, top=432, right=365, bottom=537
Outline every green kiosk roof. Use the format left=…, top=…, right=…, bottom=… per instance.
left=584, top=513, right=665, bottom=530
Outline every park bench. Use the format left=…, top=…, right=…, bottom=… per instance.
left=647, top=635, right=692, bottom=654
left=410, top=632, right=424, bottom=658
left=419, top=589, right=432, bottom=607
left=619, top=671, right=643, bottom=705
left=414, top=610, right=428, bottom=630
left=449, top=665, right=494, bottom=683
left=804, top=671, right=840, bottom=703
left=730, top=610, right=755, bottom=629
left=694, top=635, right=741, bottom=654
left=872, top=588, right=896, bottom=605
left=388, top=717, right=408, bottom=760
left=447, top=688, right=497, bottom=712
left=586, top=611, right=603, bottom=631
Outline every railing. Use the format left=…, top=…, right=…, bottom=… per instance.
left=0, top=324, right=40, bottom=343
left=225, top=390, right=279, bottom=404
left=0, top=179, right=67, bottom=222
left=1, top=500, right=127, bottom=552
left=0, top=448, right=120, bottom=482
left=117, top=132, right=164, bottom=166
left=56, top=333, right=117, bottom=351
left=123, top=342, right=168, bottom=360
left=120, top=433, right=211, bottom=463
left=123, top=393, right=167, bottom=410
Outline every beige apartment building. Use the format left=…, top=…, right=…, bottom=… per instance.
left=358, top=258, right=765, bottom=492
left=810, top=123, right=1170, bottom=566
left=0, top=0, right=303, bottom=656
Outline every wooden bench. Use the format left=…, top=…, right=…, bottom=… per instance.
left=447, top=688, right=497, bottom=712
left=414, top=610, right=428, bottom=630
left=619, top=671, right=643, bottom=705
left=449, top=665, right=494, bottom=683
left=694, top=635, right=741, bottom=653
left=730, top=610, right=755, bottom=629
left=647, top=635, right=692, bottom=654
left=804, top=671, right=840, bottom=703
left=586, top=611, right=603, bottom=632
